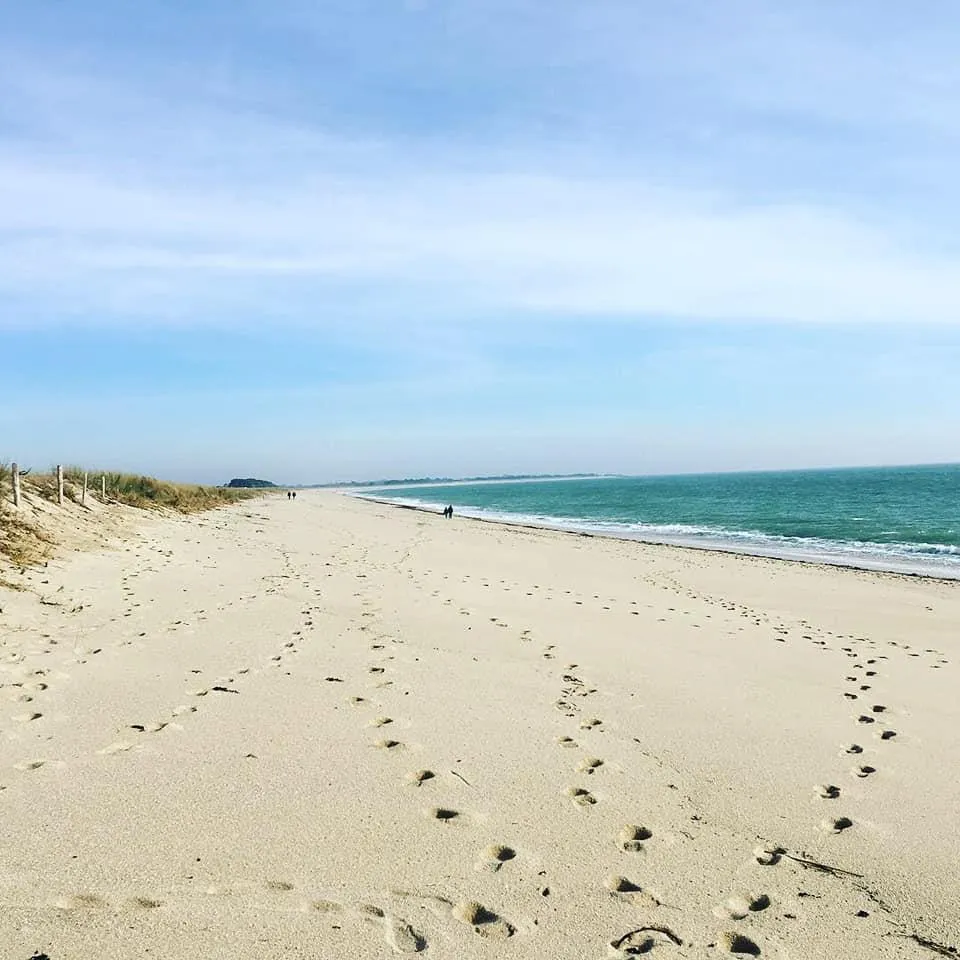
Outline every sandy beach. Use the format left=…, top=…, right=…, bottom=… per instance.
left=0, top=490, right=957, bottom=959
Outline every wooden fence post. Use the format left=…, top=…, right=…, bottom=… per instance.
left=82, top=471, right=88, bottom=505
left=101, top=475, right=106, bottom=500
left=11, top=462, right=20, bottom=508
left=56, top=464, right=64, bottom=505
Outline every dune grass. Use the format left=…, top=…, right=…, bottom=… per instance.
left=67, top=468, right=262, bottom=512
left=18, top=466, right=261, bottom=512
left=97, top=472, right=262, bottom=512
left=1, top=466, right=266, bottom=567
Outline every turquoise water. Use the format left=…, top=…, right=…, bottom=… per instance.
left=361, top=464, right=960, bottom=578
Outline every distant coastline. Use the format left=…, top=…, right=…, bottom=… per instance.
left=297, top=473, right=606, bottom=490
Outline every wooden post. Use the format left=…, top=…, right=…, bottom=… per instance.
left=56, top=464, right=64, bottom=505
left=11, top=462, right=20, bottom=508
left=101, top=475, right=106, bottom=500
left=82, top=471, right=88, bottom=505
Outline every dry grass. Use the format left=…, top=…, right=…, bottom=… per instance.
left=97, top=472, right=261, bottom=512
left=1, top=467, right=265, bottom=566
left=0, top=507, right=53, bottom=568
left=23, top=468, right=261, bottom=513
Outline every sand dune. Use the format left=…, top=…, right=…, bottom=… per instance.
left=0, top=491, right=957, bottom=958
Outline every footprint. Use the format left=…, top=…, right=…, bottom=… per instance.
left=579, top=717, right=603, bottom=729
left=753, top=846, right=783, bottom=866
left=97, top=742, right=135, bottom=756
left=577, top=757, right=604, bottom=774
left=604, top=875, right=665, bottom=908
left=822, top=817, right=854, bottom=833
left=718, top=931, right=761, bottom=955
left=370, top=717, right=394, bottom=727
left=476, top=844, right=517, bottom=873
left=374, top=739, right=403, bottom=750
left=817, top=784, right=841, bottom=799
left=384, top=916, right=427, bottom=953
left=405, top=769, right=435, bottom=785
left=556, top=736, right=579, bottom=749
left=855, top=765, right=876, bottom=778
left=605, top=875, right=642, bottom=894
left=303, top=899, right=344, bottom=914
left=54, top=893, right=108, bottom=910
left=124, top=896, right=162, bottom=910
left=619, top=825, right=652, bottom=851
left=424, top=806, right=460, bottom=821
left=358, top=905, right=427, bottom=954
left=844, top=744, right=863, bottom=755
left=451, top=900, right=515, bottom=939
left=566, top=786, right=597, bottom=807
left=879, top=730, right=897, bottom=740
left=714, top=893, right=771, bottom=920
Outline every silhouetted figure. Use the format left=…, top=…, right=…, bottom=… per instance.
left=292, top=490, right=297, bottom=500
left=444, top=505, right=453, bottom=519
left=287, top=491, right=291, bottom=500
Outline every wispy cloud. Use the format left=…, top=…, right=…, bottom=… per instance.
left=3, top=1, right=960, bottom=333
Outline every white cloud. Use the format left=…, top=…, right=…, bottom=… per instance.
left=4, top=149, right=960, bottom=327
left=4, top=3, right=960, bottom=329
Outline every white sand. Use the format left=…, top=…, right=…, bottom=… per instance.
left=0, top=490, right=957, bottom=958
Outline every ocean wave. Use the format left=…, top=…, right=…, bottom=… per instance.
left=357, top=493, right=960, bottom=579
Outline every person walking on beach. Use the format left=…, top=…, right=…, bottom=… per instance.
left=287, top=491, right=291, bottom=500
left=292, top=490, right=297, bottom=500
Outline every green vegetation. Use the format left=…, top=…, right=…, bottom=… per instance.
left=226, top=478, right=277, bottom=488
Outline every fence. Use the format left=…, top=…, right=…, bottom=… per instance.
left=7, top=463, right=104, bottom=509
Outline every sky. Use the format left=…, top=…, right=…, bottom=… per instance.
left=2, top=0, right=959, bottom=484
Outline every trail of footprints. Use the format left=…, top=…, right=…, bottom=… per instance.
left=394, top=553, right=794, bottom=955
left=538, top=622, right=952, bottom=957
left=8, top=544, right=328, bottom=773
left=545, top=653, right=775, bottom=957
left=331, top=568, right=520, bottom=954
left=8, top=512, right=953, bottom=956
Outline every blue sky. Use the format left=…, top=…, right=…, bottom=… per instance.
left=2, top=1, right=959, bottom=483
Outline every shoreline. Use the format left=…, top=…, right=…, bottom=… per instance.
left=351, top=493, right=960, bottom=585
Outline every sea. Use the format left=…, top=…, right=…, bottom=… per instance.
left=357, top=464, right=960, bottom=580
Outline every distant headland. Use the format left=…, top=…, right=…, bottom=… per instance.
left=225, top=478, right=278, bottom=488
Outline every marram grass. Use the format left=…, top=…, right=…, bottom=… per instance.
left=1, top=466, right=266, bottom=565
